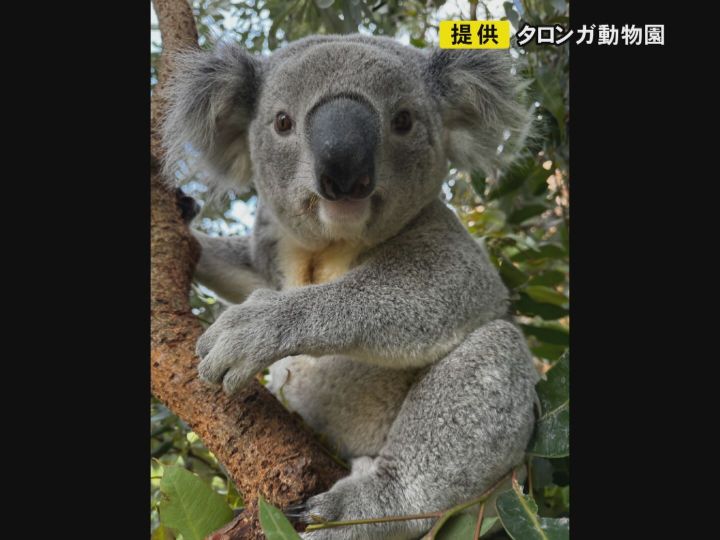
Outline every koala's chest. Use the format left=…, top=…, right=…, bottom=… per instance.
left=276, top=237, right=362, bottom=288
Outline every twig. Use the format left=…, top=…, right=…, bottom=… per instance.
left=472, top=503, right=486, bottom=540
left=305, top=511, right=445, bottom=531
left=469, top=1, right=478, bottom=20
left=423, top=468, right=515, bottom=540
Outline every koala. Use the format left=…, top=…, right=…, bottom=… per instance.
left=162, top=34, right=539, bottom=540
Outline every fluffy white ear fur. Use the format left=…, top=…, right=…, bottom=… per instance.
left=160, top=41, right=262, bottom=193
left=425, top=48, right=533, bottom=176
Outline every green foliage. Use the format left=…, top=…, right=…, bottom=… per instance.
left=495, top=478, right=569, bottom=540
left=151, top=0, right=570, bottom=538
left=158, top=465, right=234, bottom=540
left=527, top=352, right=569, bottom=458
left=436, top=514, right=498, bottom=538
left=151, top=398, right=243, bottom=536
left=258, top=495, right=303, bottom=539
left=152, top=524, right=176, bottom=540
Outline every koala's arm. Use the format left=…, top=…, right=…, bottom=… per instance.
left=196, top=202, right=510, bottom=392
left=277, top=205, right=508, bottom=368
left=192, top=231, right=271, bottom=304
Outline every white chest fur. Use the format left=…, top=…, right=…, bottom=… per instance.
left=276, top=236, right=363, bottom=288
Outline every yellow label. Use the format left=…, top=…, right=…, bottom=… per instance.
left=439, top=20, right=511, bottom=49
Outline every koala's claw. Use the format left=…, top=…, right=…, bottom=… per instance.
left=195, top=324, right=239, bottom=386
left=196, top=353, right=225, bottom=382
left=301, top=492, right=342, bottom=525
left=283, top=501, right=307, bottom=520
left=298, top=502, right=344, bottom=540
left=221, top=365, right=255, bottom=394
left=197, top=341, right=249, bottom=391
left=198, top=350, right=255, bottom=395
left=195, top=330, right=215, bottom=361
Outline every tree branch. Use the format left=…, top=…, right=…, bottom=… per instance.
left=149, top=1, right=347, bottom=538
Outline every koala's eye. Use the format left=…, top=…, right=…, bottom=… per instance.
left=391, top=110, right=413, bottom=134
left=274, top=112, right=293, bottom=134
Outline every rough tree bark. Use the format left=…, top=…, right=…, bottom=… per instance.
left=150, top=1, right=347, bottom=538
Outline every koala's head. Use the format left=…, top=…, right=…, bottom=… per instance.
left=163, top=34, right=529, bottom=246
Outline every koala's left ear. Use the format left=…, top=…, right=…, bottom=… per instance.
left=161, top=42, right=263, bottom=193
left=425, top=49, right=531, bottom=175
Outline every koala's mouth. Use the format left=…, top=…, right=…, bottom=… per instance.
left=317, top=197, right=371, bottom=225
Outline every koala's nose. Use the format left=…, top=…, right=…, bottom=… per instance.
left=307, top=97, right=378, bottom=201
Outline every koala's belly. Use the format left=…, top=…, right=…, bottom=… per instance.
left=267, top=355, right=418, bottom=459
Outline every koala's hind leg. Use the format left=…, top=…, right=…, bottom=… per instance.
left=301, top=320, right=538, bottom=540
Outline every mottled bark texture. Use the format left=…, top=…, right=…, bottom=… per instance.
left=150, top=1, right=347, bottom=538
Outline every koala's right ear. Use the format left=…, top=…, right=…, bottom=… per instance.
left=161, top=42, right=262, bottom=192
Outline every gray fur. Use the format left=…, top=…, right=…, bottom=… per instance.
left=162, top=43, right=262, bottom=192
left=162, top=34, right=538, bottom=539
left=425, top=48, right=532, bottom=174
left=192, top=231, right=270, bottom=304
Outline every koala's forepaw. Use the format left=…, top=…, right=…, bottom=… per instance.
left=293, top=492, right=344, bottom=540
left=302, top=491, right=344, bottom=524
left=196, top=331, right=257, bottom=394
left=195, top=289, right=284, bottom=394
left=299, top=491, right=356, bottom=540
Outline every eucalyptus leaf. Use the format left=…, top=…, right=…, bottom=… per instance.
left=258, top=495, right=302, bottom=540
left=515, top=293, right=568, bottom=321
left=158, top=465, right=233, bottom=540
left=471, top=171, right=487, bottom=198
left=527, top=402, right=569, bottom=457
left=511, top=244, right=566, bottom=263
left=528, top=271, right=565, bottom=287
left=498, top=257, right=530, bottom=289
left=151, top=525, right=175, bottom=540
left=530, top=343, right=566, bottom=362
left=524, top=286, right=567, bottom=307
left=436, top=513, right=499, bottom=539
left=508, top=204, right=548, bottom=224
left=536, top=351, right=569, bottom=412
left=520, top=325, right=568, bottom=346
left=527, top=352, right=569, bottom=457
left=226, top=479, right=244, bottom=509
left=496, top=485, right=569, bottom=539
